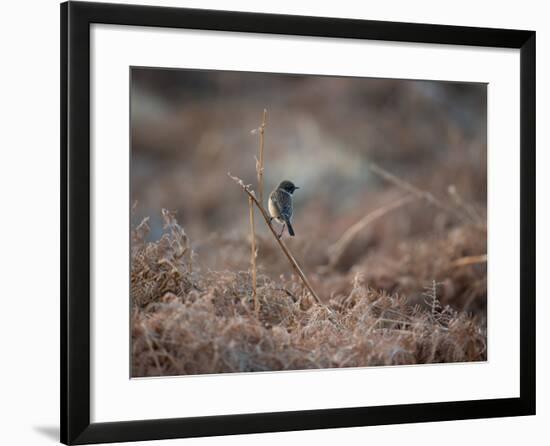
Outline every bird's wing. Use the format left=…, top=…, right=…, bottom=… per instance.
left=275, top=190, right=292, bottom=221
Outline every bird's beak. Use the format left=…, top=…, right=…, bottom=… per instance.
left=295, top=186, right=300, bottom=189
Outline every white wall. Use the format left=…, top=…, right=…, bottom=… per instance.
left=0, top=1, right=547, bottom=445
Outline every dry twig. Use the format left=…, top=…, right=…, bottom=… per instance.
left=255, top=109, right=267, bottom=206
left=369, top=162, right=476, bottom=225
left=450, top=254, right=487, bottom=268
left=328, top=195, right=416, bottom=268
left=248, top=109, right=267, bottom=317
left=447, top=185, right=484, bottom=227
left=248, top=196, right=258, bottom=316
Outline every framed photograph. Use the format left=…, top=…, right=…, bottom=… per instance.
left=61, top=1, right=535, bottom=444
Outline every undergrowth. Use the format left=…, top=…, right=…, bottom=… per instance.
left=131, top=209, right=486, bottom=377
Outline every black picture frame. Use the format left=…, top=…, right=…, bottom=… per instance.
left=61, top=1, right=536, bottom=444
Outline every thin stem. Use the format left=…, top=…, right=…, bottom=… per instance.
left=257, top=109, right=267, bottom=206
left=450, top=254, right=487, bottom=268
left=369, top=162, right=474, bottom=225
left=328, top=195, right=416, bottom=268
left=248, top=196, right=258, bottom=316
left=447, top=184, right=484, bottom=226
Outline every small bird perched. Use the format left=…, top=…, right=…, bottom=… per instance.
left=268, top=180, right=299, bottom=238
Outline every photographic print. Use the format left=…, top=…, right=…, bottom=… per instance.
left=130, top=68, right=487, bottom=378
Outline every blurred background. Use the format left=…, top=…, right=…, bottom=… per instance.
left=131, top=67, right=486, bottom=315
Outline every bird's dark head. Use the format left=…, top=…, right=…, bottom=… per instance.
left=278, top=180, right=299, bottom=194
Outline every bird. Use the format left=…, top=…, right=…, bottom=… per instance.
left=268, top=180, right=299, bottom=238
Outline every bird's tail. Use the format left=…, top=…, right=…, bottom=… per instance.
left=286, top=220, right=295, bottom=236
